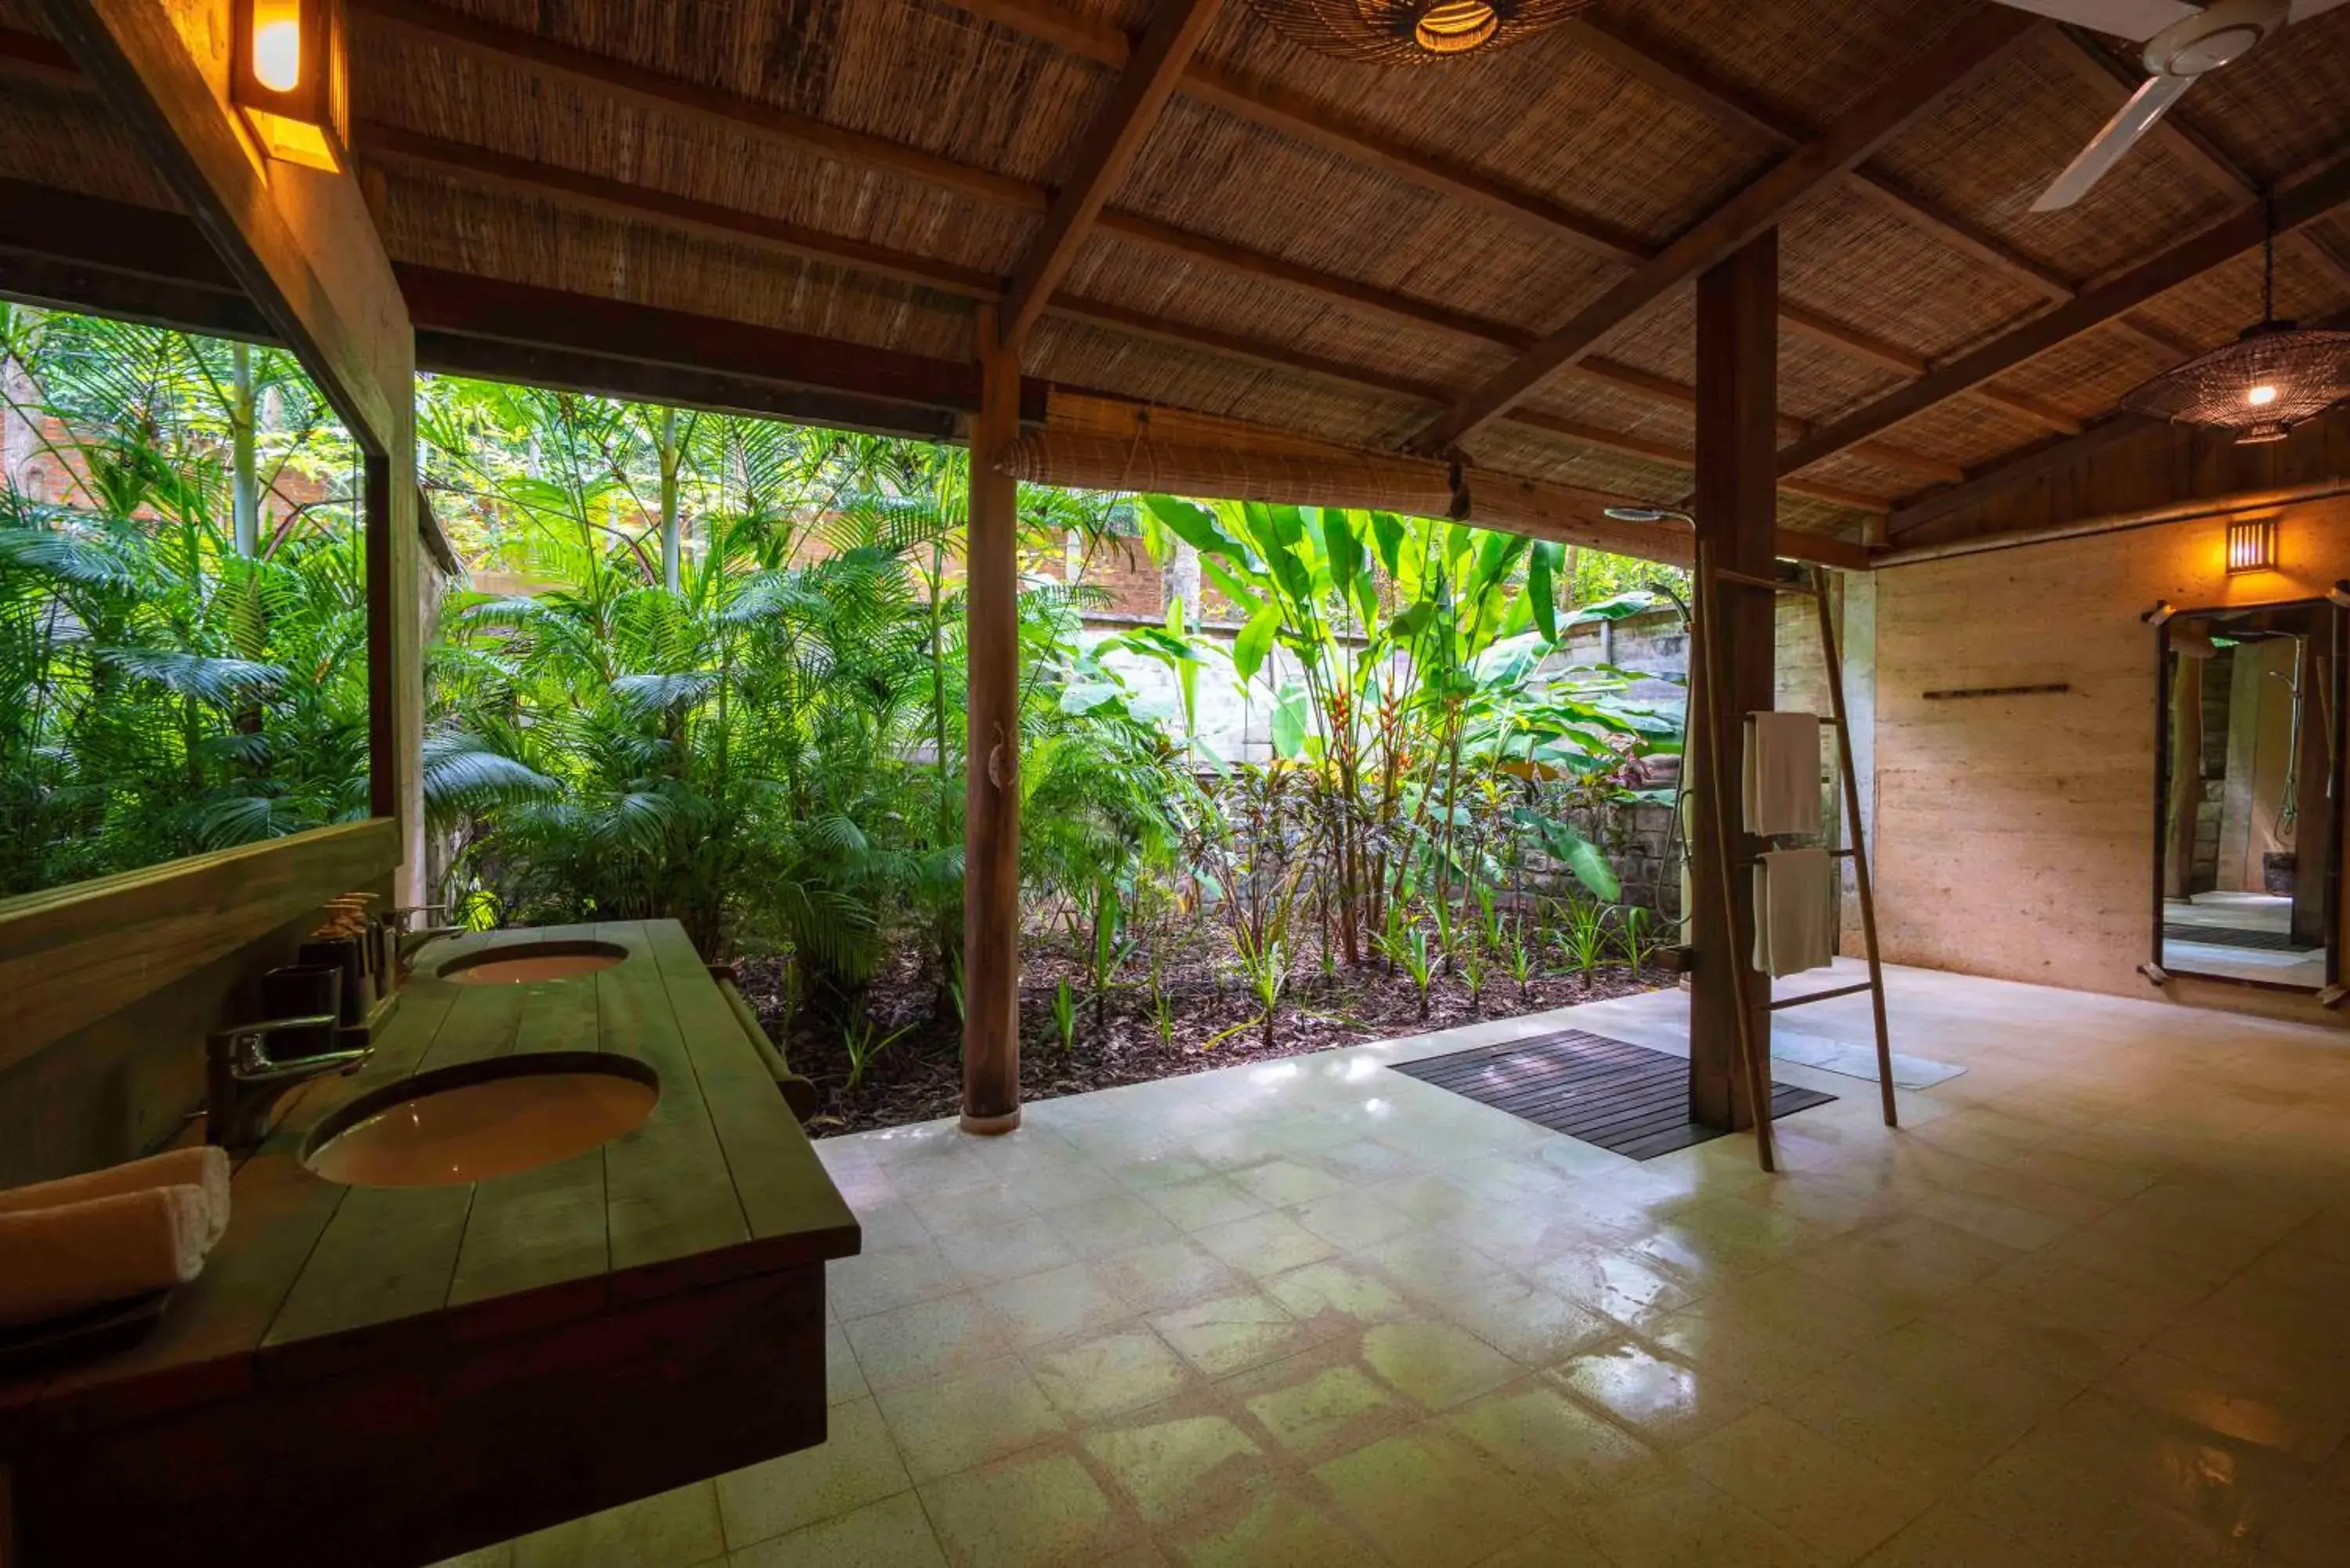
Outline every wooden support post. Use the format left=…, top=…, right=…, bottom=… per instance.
left=962, top=306, right=1023, bottom=1135
left=1813, top=565, right=1896, bottom=1129
left=1689, top=229, right=1777, bottom=1133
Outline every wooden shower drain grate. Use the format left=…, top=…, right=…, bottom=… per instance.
left=1389, top=1028, right=1835, bottom=1161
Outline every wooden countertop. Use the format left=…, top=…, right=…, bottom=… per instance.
left=0, top=919, right=859, bottom=1440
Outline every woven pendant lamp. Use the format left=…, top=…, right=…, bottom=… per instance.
left=1241, top=0, right=1592, bottom=63
left=2120, top=201, right=2350, bottom=445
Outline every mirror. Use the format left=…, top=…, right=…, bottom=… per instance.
left=2155, top=598, right=2343, bottom=990
left=1, top=303, right=371, bottom=898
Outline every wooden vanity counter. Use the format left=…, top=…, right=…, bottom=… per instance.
left=0, top=919, right=859, bottom=1568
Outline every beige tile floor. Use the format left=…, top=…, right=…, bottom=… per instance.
left=442, top=959, right=2350, bottom=1567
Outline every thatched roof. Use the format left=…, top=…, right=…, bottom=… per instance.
left=5, top=0, right=2349, bottom=551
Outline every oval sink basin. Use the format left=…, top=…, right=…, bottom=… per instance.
left=440, top=939, right=627, bottom=985
left=302, top=1053, right=658, bottom=1188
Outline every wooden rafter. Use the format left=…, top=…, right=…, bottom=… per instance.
left=1407, top=5, right=2036, bottom=452
left=1567, top=15, right=2202, bottom=368
left=997, top=0, right=1223, bottom=350
left=119, top=10, right=1976, bottom=482
left=945, top=0, right=1650, bottom=265
left=1885, top=415, right=2160, bottom=537
left=1777, top=151, right=2350, bottom=479
left=356, top=124, right=1940, bottom=501
left=936, top=0, right=2102, bottom=435
left=0, top=164, right=1895, bottom=524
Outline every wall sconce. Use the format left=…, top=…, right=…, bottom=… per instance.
left=231, top=0, right=348, bottom=172
left=2225, top=515, right=2279, bottom=574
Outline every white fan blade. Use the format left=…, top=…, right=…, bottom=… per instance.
left=2030, top=71, right=2198, bottom=211
left=1992, top=0, right=2199, bottom=38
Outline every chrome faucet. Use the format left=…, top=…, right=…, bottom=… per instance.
left=205, top=1016, right=373, bottom=1148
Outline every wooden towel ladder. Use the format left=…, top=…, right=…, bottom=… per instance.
left=1687, top=544, right=1896, bottom=1175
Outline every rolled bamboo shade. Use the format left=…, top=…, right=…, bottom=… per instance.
left=992, top=430, right=1692, bottom=565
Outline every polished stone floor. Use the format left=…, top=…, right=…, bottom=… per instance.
left=443, top=959, right=2350, bottom=1566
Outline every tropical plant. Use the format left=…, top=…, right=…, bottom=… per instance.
left=0, top=306, right=371, bottom=894
left=1556, top=898, right=1611, bottom=991
left=1378, top=914, right=1437, bottom=1021
left=1616, top=904, right=1660, bottom=978
left=840, top=1011, right=912, bottom=1091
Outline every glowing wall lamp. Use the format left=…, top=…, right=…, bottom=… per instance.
left=231, top=0, right=348, bottom=172
left=2225, top=515, right=2279, bottom=575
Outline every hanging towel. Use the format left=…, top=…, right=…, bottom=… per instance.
left=1753, top=847, right=1836, bottom=977
left=0, top=1185, right=214, bottom=1328
left=1743, top=711, right=1822, bottom=836
left=0, top=1146, right=231, bottom=1248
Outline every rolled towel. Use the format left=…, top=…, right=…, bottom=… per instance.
left=0, top=1146, right=231, bottom=1248
left=0, top=1185, right=212, bottom=1328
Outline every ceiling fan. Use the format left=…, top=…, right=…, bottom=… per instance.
left=1994, top=0, right=2347, bottom=211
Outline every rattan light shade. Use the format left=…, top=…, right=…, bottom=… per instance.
left=1240, top=0, right=1593, bottom=63
left=2119, top=321, right=2350, bottom=444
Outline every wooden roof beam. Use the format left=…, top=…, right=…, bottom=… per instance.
left=316, top=12, right=1975, bottom=473
left=1569, top=16, right=2200, bottom=368
left=356, top=121, right=1962, bottom=488
left=1406, top=6, right=2035, bottom=452
left=46, top=9, right=2135, bottom=446
left=1777, top=151, right=2350, bottom=479
left=943, top=0, right=1650, bottom=266
left=996, top=0, right=1223, bottom=351
left=1777, top=304, right=2081, bottom=437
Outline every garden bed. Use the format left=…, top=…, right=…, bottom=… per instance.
left=737, top=930, right=1675, bottom=1137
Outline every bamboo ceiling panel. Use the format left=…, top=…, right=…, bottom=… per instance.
left=2132, top=247, right=2345, bottom=348
left=1112, top=97, right=1624, bottom=333
left=1517, top=382, right=1698, bottom=452
left=0, top=81, right=177, bottom=210
left=1777, top=182, right=2051, bottom=362
left=1992, top=326, right=2177, bottom=416
left=1193, top=10, right=1773, bottom=247
left=1605, top=0, right=1981, bottom=129
left=359, top=33, right=1045, bottom=278
left=1864, top=394, right=2053, bottom=472
left=1028, top=316, right=1424, bottom=448
left=9, top=0, right=2350, bottom=535
left=1867, top=35, right=2236, bottom=285
left=379, top=170, right=982, bottom=363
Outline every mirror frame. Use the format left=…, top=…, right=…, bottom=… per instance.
left=2151, top=596, right=2346, bottom=992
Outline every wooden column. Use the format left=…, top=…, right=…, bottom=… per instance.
left=1689, top=229, right=1778, bottom=1130
left=961, top=307, right=1023, bottom=1134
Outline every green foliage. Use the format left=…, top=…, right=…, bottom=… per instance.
left=840, top=1011, right=912, bottom=1091
left=0, top=307, right=367, bottom=894
left=1556, top=898, right=1611, bottom=989
left=419, top=379, right=1183, bottom=1012
left=1377, top=912, right=1437, bottom=1022
left=5, top=305, right=1690, bottom=1101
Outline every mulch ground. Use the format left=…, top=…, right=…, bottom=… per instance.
left=735, top=926, right=1673, bottom=1138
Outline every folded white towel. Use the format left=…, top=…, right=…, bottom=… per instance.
left=1743, top=711, right=1822, bottom=836
left=0, top=1146, right=231, bottom=1248
left=0, top=1185, right=212, bottom=1328
left=1753, top=847, right=1836, bottom=977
